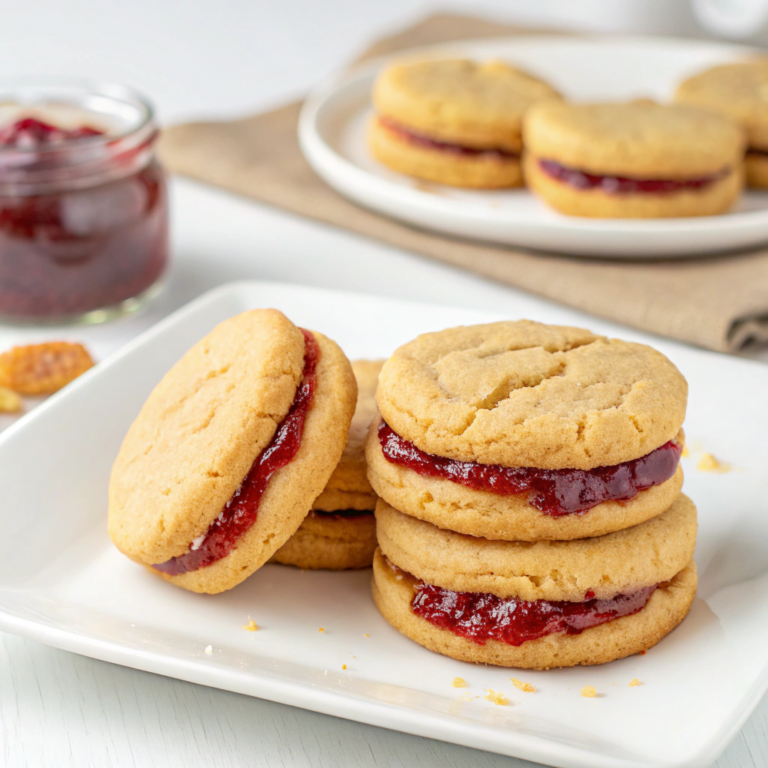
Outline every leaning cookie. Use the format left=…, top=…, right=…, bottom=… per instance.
left=368, top=320, right=687, bottom=541
left=675, top=59, right=768, bottom=188
left=523, top=101, right=744, bottom=217
left=108, top=309, right=357, bottom=594
left=372, top=495, right=697, bottom=669
left=272, top=360, right=383, bottom=570
left=370, top=58, right=560, bottom=188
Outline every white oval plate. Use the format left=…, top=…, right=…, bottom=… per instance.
left=299, top=35, right=768, bottom=259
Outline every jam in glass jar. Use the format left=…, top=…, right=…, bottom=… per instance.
left=0, top=80, right=169, bottom=323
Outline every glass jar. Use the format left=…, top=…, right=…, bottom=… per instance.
left=0, top=80, right=169, bottom=324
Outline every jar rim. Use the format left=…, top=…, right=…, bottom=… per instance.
left=0, top=78, right=159, bottom=193
left=0, top=76, right=156, bottom=155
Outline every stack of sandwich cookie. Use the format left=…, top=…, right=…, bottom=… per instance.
left=273, top=360, right=383, bottom=570
left=367, top=320, right=697, bottom=668
left=108, top=309, right=357, bottom=594
left=523, top=100, right=745, bottom=218
left=370, top=59, right=561, bottom=189
left=675, top=59, right=768, bottom=188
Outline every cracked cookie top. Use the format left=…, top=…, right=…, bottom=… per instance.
left=109, top=309, right=309, bottom=564
left=376, top=320, right=687, bottom=470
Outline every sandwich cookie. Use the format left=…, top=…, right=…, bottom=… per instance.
left=370, top=58, right=561, bottom=188
left=523, top=101, right=744, bottom=217
left=372, top=495, right=697, bottom=669
left=366, top=320, right=687, bottom=541
left=273, top=359, right=383, bottom=570
left=675, top=59, right=768, bottom=188
left=108, top=309, right=357, bottom=593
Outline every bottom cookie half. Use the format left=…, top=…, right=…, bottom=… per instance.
left=371, top=549, right=697, bottom=669
left=271, top=511, right=377, bottom=570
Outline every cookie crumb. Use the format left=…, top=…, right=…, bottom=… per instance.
left=484, top=689, right=509, bottom=706
left=681, top=444, right=689, bottom=458
left=318, top=628, right=325, bottom=633
left=204, top=645, right=213, bottom=656
left=342, top=664, right=347, bottom=670
left=629, top=678, right=642, bottom=687
left=242, top=619, right=259, bottom=632
left=452, top=677, right=467, bottom=688
left=697, top=453, right=730, bottom=473
left=0, top=386, right=22, bottom=413
left=510, top=678, right=535, bottom=693
left=580, top=686, right=597, bottom=698
left=363, top=633, right=370, bottom=637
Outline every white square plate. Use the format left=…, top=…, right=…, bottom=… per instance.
left=0, top=281, right=766, bottom=768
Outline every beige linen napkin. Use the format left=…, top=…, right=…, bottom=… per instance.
left=159, top=13, right=768, bottom=353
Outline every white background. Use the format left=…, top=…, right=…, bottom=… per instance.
left=1, top=1, right=767, bottom=766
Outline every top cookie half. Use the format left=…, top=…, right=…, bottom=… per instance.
left=523, top=100, right=744, bottom=178
left=675, top=59, right=768, bottom=151
left=373, top=58, right=561, bottom=153
left=376, top=320, right=687, bottom=470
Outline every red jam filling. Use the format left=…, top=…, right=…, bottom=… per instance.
left=379, top=116, right=518, bottom=160
left=153, top=330, right=319, bottom=576
left=378, top=421, right=681, bottom=516
left=0, top=117, right=103, bottom=148
left=0, top=117, right=168, bottom=320
left=410, top=573, right=657, bottom=646
left=538, top=158, right=729, bottom=195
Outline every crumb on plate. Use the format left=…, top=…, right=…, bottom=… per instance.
left=242, top=619, right=259, bottom=632
left=580, top=685, right=597, bottom=698
left=204, top=645, right=213, bottom=656
left=0, top=386, right=22, bottom=414
left=511, top=678, right=535, bottom=693
left=697, top=453, right=731, bottom=473
left=452, top=677, right=467, bottom=688
left=629, top=678, right=642, bottom=687
left=484, top=689, right=509, bottom=706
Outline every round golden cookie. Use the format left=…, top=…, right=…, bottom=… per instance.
left=369, top=117, right=523, bottom=189
left=373, top=59, right=562, bottom=153
left=523, top=101, right=744, bottom=218
left=523, top=152, right=743, bottom=218
left=376, top=320, right=687, bottom=470
left=108, top=309, right=357, bottom=594
left=313, top=359, right=383, bottom=513
left=372, top=549, right=697, bottom=669
left=367, top=422, right=683, bottom=540
left=524, top=100, right=744, bottom=178
left=271, top=511, right=376, bottom=570
left=675, top=59, right=768, bottom=154
left=376, top=495, right=696, bottom=601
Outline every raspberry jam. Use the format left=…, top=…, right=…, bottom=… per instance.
left=379, top=117, right=518, bottom=160
left=406, top=565, right=656, bottom=646
left=538, top=158, right=728, bottom=195
left=153, top=330, right=319, bottom=576
left=378, top=421, right=681, bottom=516
left=0, top=83, right=169, bottom=323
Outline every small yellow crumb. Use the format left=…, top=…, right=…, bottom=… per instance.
left=681, top=444, right=690, bottom=458
left=0, top=386, right=22, bottom=414
left=342, top=664, right=347, bottom=670
left=697, top=453, right=730, bottom=473
left=484, top=689, right=509, bottom=706
left=629, top=678, right=642, bottom=687
left=452, top=677, right=467, bottom=688
left=363, top=633, right=370, bottom=637
left=318, top=628, right=325, bottom=633
left=581, top=686, right=597, bottom=698
left=242, top=619, right=259, bottom=632
left=510, top=678, right=535, bottom=693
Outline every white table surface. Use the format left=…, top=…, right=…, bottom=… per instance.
left=1, top=2, right=767, bottom=766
